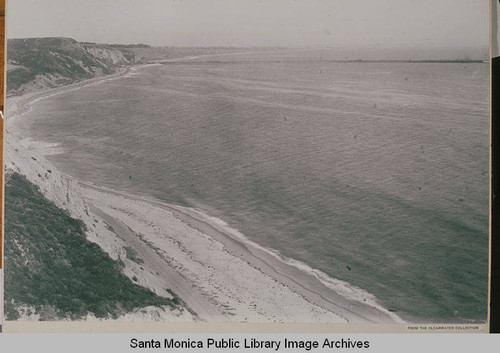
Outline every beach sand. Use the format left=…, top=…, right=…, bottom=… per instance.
left=4, top=66, right=402, bottom=324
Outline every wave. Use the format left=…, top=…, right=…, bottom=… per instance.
left=188, top=207, right=404, bottom=323
left=19, top=139, right=66, bottom=156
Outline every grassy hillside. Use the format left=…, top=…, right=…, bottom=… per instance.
left=6, top=37, right=257, bottom=95
left=4, top=172, right=180, bottom=320
left=7, top=37, right=133, bottom=95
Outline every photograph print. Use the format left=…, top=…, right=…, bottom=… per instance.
left=2, top=0, right=490, bottom=327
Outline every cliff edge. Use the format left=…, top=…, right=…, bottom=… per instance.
left=7, top=37, right=134, bottom=96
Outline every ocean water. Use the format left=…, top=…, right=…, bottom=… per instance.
left=18, top=57, right=489, bottom=322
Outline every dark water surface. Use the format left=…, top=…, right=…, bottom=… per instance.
left=19, top=59, right=489, bottom=322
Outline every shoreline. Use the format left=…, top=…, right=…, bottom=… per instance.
left=5, top=65, right=402, bottom=323
left=79, top=180, right=402, bottom=323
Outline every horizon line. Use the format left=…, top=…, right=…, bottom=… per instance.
left=6, top=36, right=489, bottom=51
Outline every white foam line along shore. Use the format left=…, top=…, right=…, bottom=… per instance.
left=5, top=64, right=403, bottom=323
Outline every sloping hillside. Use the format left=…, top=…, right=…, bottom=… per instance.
left=7, top=37, right=133, bottom=95
left=6, top=37, right=256, bottom=95
left=4, top=172, right=182, bottom=320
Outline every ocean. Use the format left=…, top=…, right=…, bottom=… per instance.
left=17, top=56, right=489, bottom=323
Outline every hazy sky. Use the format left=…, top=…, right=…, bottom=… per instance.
left=494, top=0, right=500, bottom=56
left=7, top=0, right=489, bottom=49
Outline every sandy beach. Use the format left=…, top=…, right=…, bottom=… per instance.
left=5, top=66, right=403, bottom=324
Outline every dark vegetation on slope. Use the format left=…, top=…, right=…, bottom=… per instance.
left=6, top=37, right=258, bottom=95
left=7, top=37, right=132, bottom=94
left=4, top=172, right=181, bottom=320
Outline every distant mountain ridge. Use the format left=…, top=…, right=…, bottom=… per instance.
left=7, top=37, right=134, bottom=95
